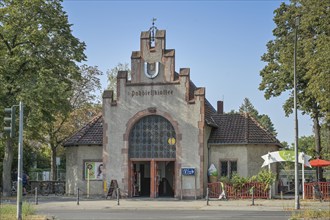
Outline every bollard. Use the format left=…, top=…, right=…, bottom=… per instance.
left=280, top=190, right=283, bottom=200
left=206, top=187, right=209, bottom=206
left=116, top=188, right=120, bottom=206
left=251, top=187, right=255, bottom=206
left=35, top=187, right=38, bottom=205
left=77, top=188, right=80, bottom=205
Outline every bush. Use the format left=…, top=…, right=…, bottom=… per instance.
left=256, top=170, right=276, bottom=190
left=231, top=173, right=249, bottom=191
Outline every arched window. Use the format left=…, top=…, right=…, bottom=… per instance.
left=129, top=115, right=176, bottom=159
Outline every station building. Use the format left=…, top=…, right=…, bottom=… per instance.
left=63, top=27, right=281, bottom=198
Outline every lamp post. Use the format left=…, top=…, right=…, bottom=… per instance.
left=294, top=17, right=300, bottom=210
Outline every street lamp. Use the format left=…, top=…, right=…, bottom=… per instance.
left=294, top=16, right=300, bottom=210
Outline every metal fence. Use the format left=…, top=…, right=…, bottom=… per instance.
left=304, top=182, right=330, bottom=200
left=207, top=182, right=269, bottom=199
left=29, top=170, right=65, bottom=181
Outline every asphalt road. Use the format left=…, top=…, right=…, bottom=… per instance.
left=37, top=209, right=291, bottom=220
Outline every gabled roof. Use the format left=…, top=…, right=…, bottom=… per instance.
left=208, top=113, right=281, bottom=146
left=204, top=99, right=218, bottom=127
left=63, top=112, right=280, bottom=147
left=63, top=114, right=103, bottom=147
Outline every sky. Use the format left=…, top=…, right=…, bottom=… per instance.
left=61, top=0, right=313, bottom=145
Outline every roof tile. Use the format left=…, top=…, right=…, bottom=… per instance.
left=208, top=113, right=281, bottom=146
left=63, top=114, right=103, bottom=147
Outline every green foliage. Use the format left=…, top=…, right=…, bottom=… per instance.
left=297, top=135, right=315, bottom=157
left=260, top=0, right=329, bottom=121
left=0, top=0, right=104, bottom=188
left=106, top=62, right=131, bottom=98
left=1, top=202, right=36, bottom=219
left=210, top=170, right=218, bottom=176
left=320, top=123, right=330, bottom=160
left=239, top=98, right=277, bottom=136
left=255, top=169, right=276, bottom=190
left=219, top=176, right=231, bottom=184
left=229, top=170, right=276, bottom=192
left=291, top=209, right=330, bottom=220
left=259, top=0, right=329, bottom=176
left=231, top=173, right=249, bottom=191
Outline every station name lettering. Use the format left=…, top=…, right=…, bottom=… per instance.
left=130, top=89, right=174, bottom=97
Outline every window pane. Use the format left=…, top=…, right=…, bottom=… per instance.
left=230, top=161, right=237, bottom=178
left=220, top=161, right=228, bottom=177
left=129, top=115, right=176, bottom=158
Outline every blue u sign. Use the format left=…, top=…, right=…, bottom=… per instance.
left=181, top=168, right=195, bottom=176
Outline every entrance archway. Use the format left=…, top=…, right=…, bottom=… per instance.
left=129, top=115, right=176, bottom=198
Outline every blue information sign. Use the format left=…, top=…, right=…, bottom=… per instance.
left=181, top=167, right=195, bottom=176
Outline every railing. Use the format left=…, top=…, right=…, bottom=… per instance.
left=304, top=182, right=330, bottom=200
left=29, top=180, right=65, bottom=196
left=207, top=182, right=269, bottom=199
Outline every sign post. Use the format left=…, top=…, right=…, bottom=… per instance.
left=181, top=167, right=196, bottom=200
left=17, top=102, right=24, bottom=220
left=86, top=164, right=93, bottom=198
left=56, top=157, right=60, bottom=181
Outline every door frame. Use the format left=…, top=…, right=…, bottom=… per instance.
left=129, top=158, right=175, bottom=198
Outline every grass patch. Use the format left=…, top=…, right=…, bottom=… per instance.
left=0, top=202, right=36, bottom=220
left=290, top=209, right=330, bottom=220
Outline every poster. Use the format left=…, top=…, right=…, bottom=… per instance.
left=84, top=161, right=103, bottom=180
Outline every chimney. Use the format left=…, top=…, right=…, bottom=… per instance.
left=217, top=101, right=224, bottom=114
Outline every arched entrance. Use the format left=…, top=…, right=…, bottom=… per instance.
left=129, top=115, right=176, bottom=198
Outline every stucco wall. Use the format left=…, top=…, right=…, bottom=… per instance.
left=65, top=145, right=103, bottom=195
left=209, top=144, right=248, bottom=178
left=103, top=76, right=204, bottom=198
left=103, top=30, right=206, bottom=198
left=203, top=126, right=213, bottom=189
left=246, top=144, right=279, bottom=176
left=209, top=144, right=278, bottom=179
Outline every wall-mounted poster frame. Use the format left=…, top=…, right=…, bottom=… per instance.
left=83, top=160, right=103, bottom=181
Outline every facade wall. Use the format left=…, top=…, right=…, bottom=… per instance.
left=246, top=144, right=279, bottom=176
left=65, top=145, right=103, bottom=195
left=209, top=144, right=279, bottom=178
left=103, top=80, right=204, bottom=198
left=203, top=126, right=213, bottom=189
left=103, top=30, right=206, bottom=198
left=209, top=144, right=248, bottom=177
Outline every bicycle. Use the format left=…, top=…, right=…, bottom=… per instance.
left=313, top=184, right=323, bottom=202
left=40, top=182, right=50, bottom=196
left=11, top=181, right=17, bottom=195
left=54, top=182, right=65, bottom=195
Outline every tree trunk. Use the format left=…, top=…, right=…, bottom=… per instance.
left=313, top=116, right=323, bottom=181
left=2, top=138, right=14, bottom=197
left=51, top=146, right=57, bottom=181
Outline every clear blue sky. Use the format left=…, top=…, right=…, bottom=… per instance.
left=62, top=0, right=313, bottom=145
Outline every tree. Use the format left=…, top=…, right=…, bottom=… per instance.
left=106, top=62, right=130, bottom=98
left=259, top=0, right=330, bottom=179
left=320, top=123, right=330, bottom=160
left=297, top=135, right=315, bottom=157
left=239, top=98, right=277, bottom=136
left=37, top=65, right=102, bottom=181
left=0, top=0, right=86, bottom=196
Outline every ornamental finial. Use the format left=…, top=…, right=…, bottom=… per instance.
left=149, top=18, right=158, bottom=43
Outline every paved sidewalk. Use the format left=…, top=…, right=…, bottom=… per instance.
left=1, top=196, right=329, bottom=211
left=13, top=196, right=329, bottom=212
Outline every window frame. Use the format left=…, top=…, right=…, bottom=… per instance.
left=219, top=159, right=238, bottom=179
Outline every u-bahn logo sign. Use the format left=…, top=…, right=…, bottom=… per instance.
left=181, top=167, right=195, bottom=176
